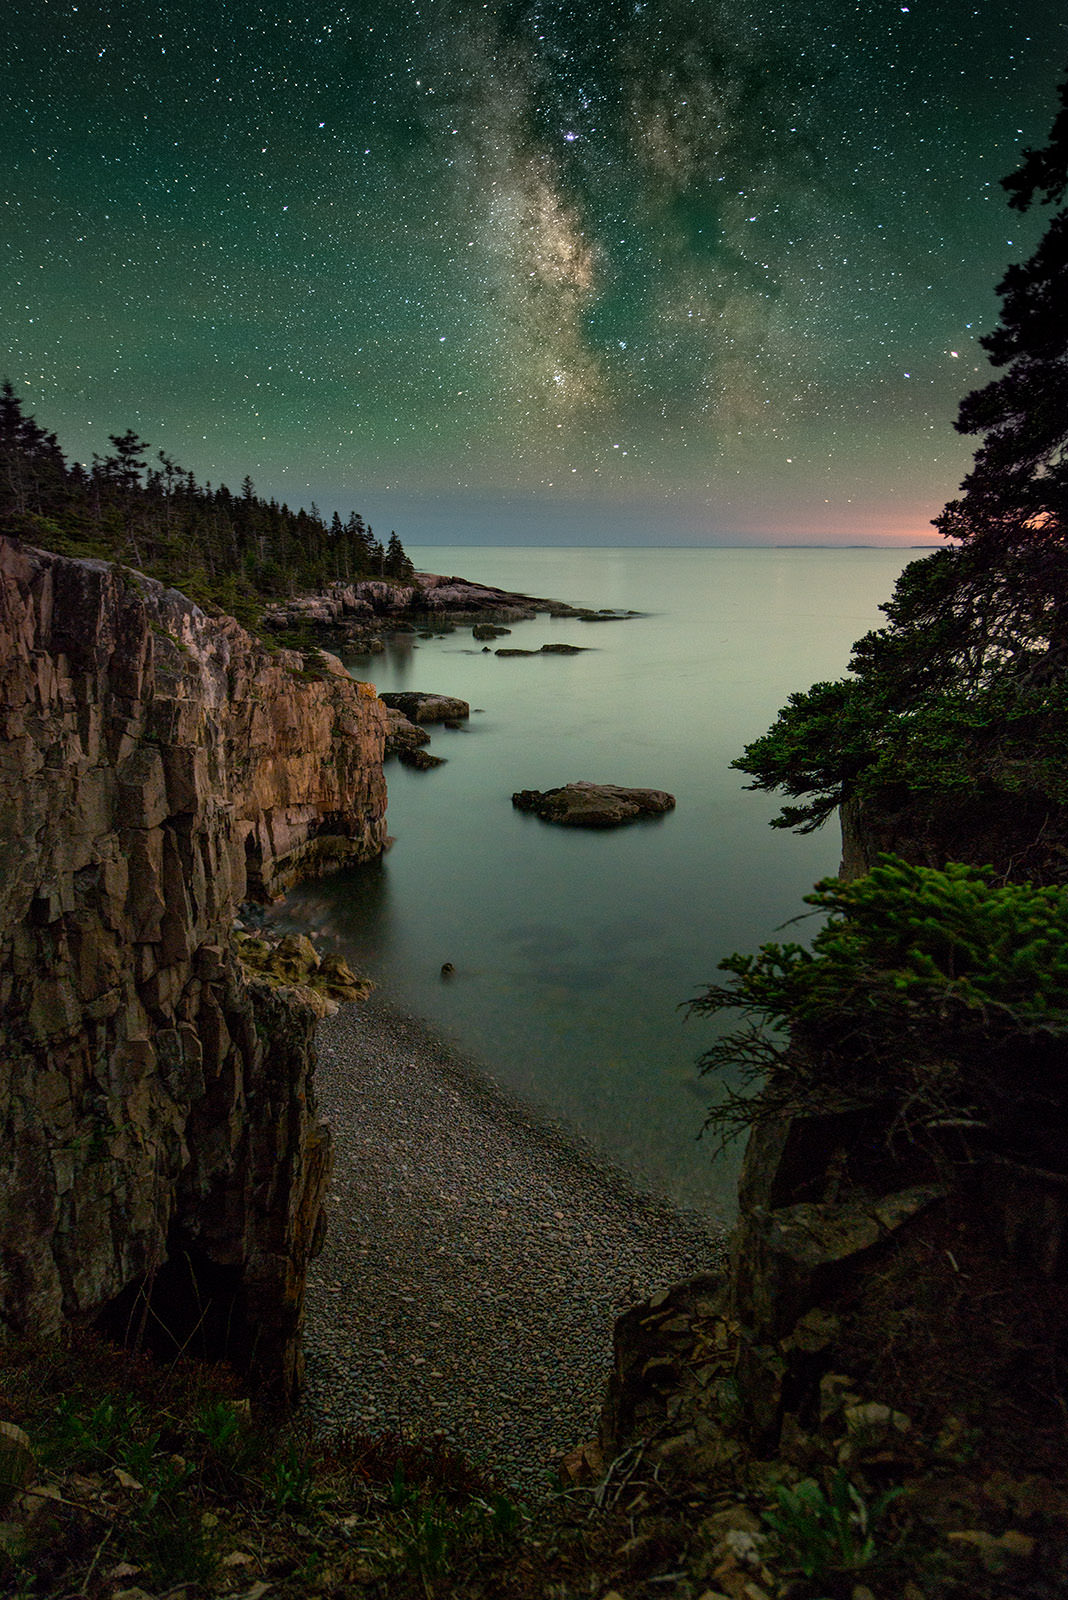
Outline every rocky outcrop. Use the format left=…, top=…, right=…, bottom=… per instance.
left=260, top=575, right=643, bottom=650
left=0, top=536, right=388, bottom=1395
left=263, top=574, right=577, bottom=635
left=379, top=691, right=470, bottom=725
left=512, top=781, right=676, bottom=828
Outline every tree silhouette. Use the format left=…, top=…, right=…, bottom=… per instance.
left=0, top=379, right=403, bottom=627
left=936, top=70, right=1068, bottom=550
left=732, top=65, right=1068, bottom=858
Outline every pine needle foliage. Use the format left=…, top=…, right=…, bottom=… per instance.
left=690, top=855, right=1068, bottom=1159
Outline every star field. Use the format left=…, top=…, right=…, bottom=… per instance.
left=3, top=0, right=1065, bottom=543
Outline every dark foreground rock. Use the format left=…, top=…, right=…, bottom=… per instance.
left=512, top=781, right=676, bottom=828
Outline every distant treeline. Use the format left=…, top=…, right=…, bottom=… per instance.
left=0, top=382, right=416, bottom=628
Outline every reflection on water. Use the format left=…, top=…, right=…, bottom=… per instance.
left=277, top=545, right=916, bottom=1219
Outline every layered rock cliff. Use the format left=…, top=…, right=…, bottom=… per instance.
left=0, top=536, right=388, bottom=1394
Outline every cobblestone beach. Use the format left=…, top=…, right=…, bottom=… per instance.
left=301, top=997, right=725, bottom=1495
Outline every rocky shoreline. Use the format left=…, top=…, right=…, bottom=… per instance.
left=262, top=571, right=642, bottom=656
left=301, top=996, right=724, bottom=1496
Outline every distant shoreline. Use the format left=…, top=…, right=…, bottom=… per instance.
left=402, top=541, right=936, bottom=551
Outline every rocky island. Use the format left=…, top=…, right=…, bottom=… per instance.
left=512, top=781, right=677, bottom=827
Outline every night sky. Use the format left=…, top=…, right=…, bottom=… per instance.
left=4, top=2, right=1065, bottom=545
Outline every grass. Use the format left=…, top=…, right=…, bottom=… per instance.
left=0, top=1330, right=533, bottom=1599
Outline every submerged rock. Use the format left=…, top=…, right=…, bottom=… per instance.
left=512, top=781, right=676, bottom=828
left=496, top=643, right=589, bottom=657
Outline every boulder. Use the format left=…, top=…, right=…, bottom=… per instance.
left=382, top=705, right=432, bottom=758
left=379, top=692, right=470, bottom=724
left=512, top=781, right=676, bottom=828
left=398, top=747, right=446, bottom=770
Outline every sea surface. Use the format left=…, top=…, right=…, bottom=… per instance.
left=277, top=545, right=919, bottom=1217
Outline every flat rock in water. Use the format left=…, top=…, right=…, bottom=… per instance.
left=379, top=691, right=470, bottom=723
left=495, top=643, right=589, bottom=657
left=512, top=781, right=676, bottom=828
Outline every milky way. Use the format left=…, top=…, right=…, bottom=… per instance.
left=3, top=1, right=1064, bottom=542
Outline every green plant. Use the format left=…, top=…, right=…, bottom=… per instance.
left=763, top=1471, right=901, bottom=1580
left=690, top=855, right=1068, bottom=1158
left=265, top=1440, right=317, bottom=1515
left=192, top=1398, right=246, bottom=1457
left=130, top=1454, right=218, bottom=1585
left=45, top=1393, right=146, bottom=1471
left=393, top=1492, right=521, bottom=1579
left=388, top=1459, right=416, bottom=1507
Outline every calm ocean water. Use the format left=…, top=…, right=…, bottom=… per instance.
left=278, top=545, right=919, bottom=1217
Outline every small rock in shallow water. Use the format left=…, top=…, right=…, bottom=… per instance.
left=512, top=781, right=676, bottom=828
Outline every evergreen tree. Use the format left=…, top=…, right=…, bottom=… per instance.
left=936, top=69, right=1068, bottom=551
left=346, top=511, right=375, bottom=574
left=733, top=66, right=1068, bottom=853
left=0, top=380, right=67, bottom=514
left=99, top=429, right=149, bottom=493
left=384, top=530, right=415, bottom=580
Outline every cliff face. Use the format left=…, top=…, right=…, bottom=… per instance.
left=839, top=793, right=1068, bottom=884
left=0, top=536, right=388, bottom=1393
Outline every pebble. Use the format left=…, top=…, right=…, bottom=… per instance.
left=302, top=997, right=724, bottom=1496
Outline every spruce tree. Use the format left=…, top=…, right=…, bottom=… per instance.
left=733, top=65, right=1068, bottom=845
left=384, top=530, right=414, bottom=580
left=936, top=70, right=1068, bottom=549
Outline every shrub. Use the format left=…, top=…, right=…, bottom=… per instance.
left=690, top=855, right=1068, bottom=1160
